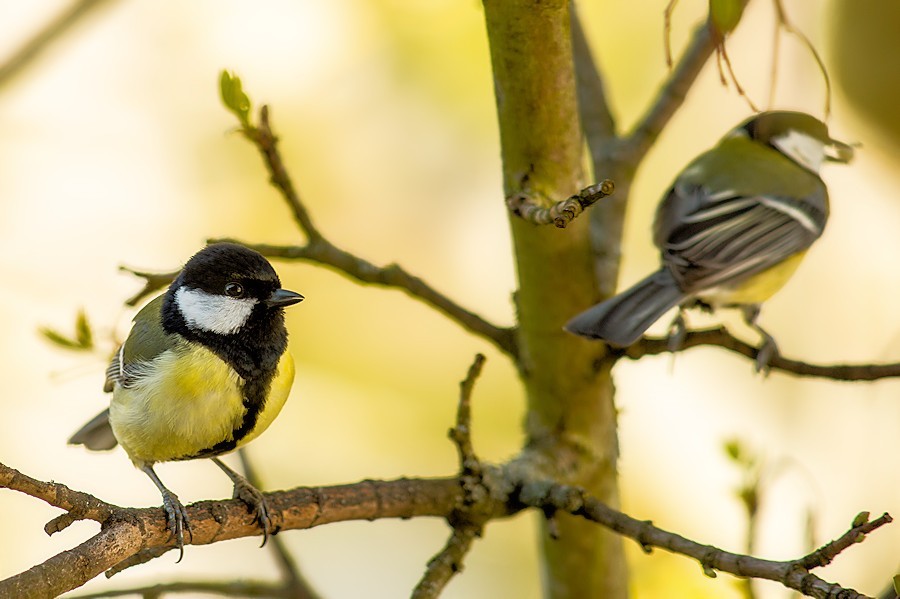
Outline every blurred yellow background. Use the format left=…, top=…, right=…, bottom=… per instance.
left=1, top=1, right=898, bottom=597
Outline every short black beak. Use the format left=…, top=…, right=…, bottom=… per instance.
left=265, top=288, right=304, bottom=308
left=825, top=138, right=856, bottom=164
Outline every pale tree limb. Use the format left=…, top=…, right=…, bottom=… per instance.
left=3, top=462, right=887, bottom=598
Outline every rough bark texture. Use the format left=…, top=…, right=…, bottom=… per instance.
left=482, top=2, right=628, bottom=597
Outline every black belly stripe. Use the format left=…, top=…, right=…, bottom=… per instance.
left=178, top=366, right=277, bottom=460
left=160, top=292, right=289, bottom=461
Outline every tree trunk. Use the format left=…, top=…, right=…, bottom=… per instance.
left=482, top=1, right=629, bottom=597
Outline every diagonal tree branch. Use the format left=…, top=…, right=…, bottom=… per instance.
left=223, top=105, right=518, bottom=359
left=0, top=0, right=116, bottom=90
left=618, top=10, right=723, bottom=168
left=623, top=327, right=900, bottom=381
left=206, top=237, right=518, bottom=358
left=115, top=112, right=518, bottom=356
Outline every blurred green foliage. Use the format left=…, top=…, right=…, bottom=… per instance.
left=829, top=1, right=900, bottom=152
left=39, top=309, right=94, bottom=351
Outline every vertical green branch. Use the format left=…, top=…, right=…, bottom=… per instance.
left=482, top=1, right=627, bottom=597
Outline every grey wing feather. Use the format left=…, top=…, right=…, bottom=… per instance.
left=69, top=408, right=118, bottom=450
left=659, top=186, right=826, bottom=292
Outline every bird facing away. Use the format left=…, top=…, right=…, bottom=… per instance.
left=566, top=111, right=853, bottom=366
left=70, top=243, right=304, bottom=559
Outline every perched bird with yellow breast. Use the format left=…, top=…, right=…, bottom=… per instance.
left=70, top=242, right=303, bottom=558
left=566, top=111, right=853, bottom=367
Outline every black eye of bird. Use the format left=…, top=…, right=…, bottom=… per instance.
left=224, top=282, right=244, bottom=298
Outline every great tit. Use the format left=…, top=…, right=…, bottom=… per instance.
left=566, top=111, right=853, bottom=364
left=70, top=242, right=304, bottom=558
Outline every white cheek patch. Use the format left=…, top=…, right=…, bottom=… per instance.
left=772, top=129, right=826, bottom=173
left=175, top=287, right=258, bottom=335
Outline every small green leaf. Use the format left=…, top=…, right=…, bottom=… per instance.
left=851, top=511, right=870, bottom=528
left=219, top=70, right=252, bottom=128
left=723, top=439, right=743, bottom=462
left=709, top=0, right=745, bottom=35
left=75, top=309, right=94, bottom=350
left=40, top=327, right=85, bottom=351
left=40, top=309, right=95, bottom=351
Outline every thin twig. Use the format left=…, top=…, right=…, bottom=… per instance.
left=0, top=0, right=116, bottom=90
left=620, top=4, right=745, bottom=167
left=119, top=265, right=178, bottom=306
left=411, top=526, right=481, bottom=599
left=240, top=106, right=322, bottom=241
left=799, top=512, right=893, bottom=570
left=226, top=107, right=518, bottom=359
left=772, top=0, right=832, bottom=118
left=622, top=327, right=900, bottom=382
left=515, top=480, right=890, bottom=598
left=413, top=354, right=488, bottom=598
left=505, top=180, right=615, bottom=228
left=449, top=354, right=486, bottom=477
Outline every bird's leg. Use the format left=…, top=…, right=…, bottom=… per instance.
left=211, top=457, right=273, bottom=546
left=140, top=464, right=191, bottom=562
left=666, top=308, right=688, bottom=352
left=741, top=304, right=779, bottom=373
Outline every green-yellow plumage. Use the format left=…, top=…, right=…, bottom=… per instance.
left=109, top=295, right=295, bottom=465
left=566, top=111, right=854, bottom=362
left=70, top=243, right=304, bottom=558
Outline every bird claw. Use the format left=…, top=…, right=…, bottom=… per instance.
left=160, top=490, right=192, bottom=562
left=754, top=331, right=779, bottom=375
left=212, top=457, right=275, bottom=546
left=141, top=464, right=192, bottom=562
left=741, top=304, right=779, bottom=374
left=231, top=478, right=273, bottom=547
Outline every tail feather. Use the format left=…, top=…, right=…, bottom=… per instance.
left=565, top=269, right=685, bottom=347
left=69, top=408, right=118, bottom=451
